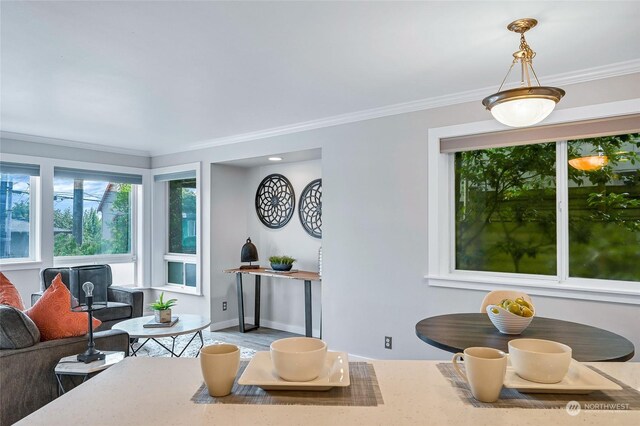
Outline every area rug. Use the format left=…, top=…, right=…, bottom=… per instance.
left=132, top=333, right=257, bottom=359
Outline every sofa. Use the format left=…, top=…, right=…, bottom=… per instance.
left=0, top=328, right=130, bottom=425
left=31, top=265, right=144, bottom=331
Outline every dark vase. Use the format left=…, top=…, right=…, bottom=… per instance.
left=271, top=263, right=293, bottom=271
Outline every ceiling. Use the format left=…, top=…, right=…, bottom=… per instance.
left=1, top=1, right=639, bottom=156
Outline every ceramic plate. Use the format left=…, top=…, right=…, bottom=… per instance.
left=238, top=351, right=350, bottom=391
left=504, top=359, right=622, bottom=394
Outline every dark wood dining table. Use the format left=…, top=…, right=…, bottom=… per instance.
left=415, top=313, right=635, bottom=362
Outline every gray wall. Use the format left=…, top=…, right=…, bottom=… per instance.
left=153, top=73, right=640, bottom=360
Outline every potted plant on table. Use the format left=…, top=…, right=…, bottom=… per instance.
left=150, top=292, right=177, bottom=323
left=269, top=255, right=296, bottom=271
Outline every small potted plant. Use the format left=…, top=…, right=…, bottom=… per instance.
left=269, top=255, right=296, bottom=271
left=150, top=292, right=177, bottom=323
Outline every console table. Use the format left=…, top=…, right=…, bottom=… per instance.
left=224, top=268, right=321, bottom=337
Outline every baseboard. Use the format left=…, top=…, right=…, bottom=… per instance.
left=210, top=318, right=239, bottom=331
left=211, top=316, right=322, bottom=337
left=257, top=318, right=322, bottom=338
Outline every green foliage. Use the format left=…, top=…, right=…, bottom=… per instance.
left=53, top=208, right=103, bottom=256
left=269, top=255, right=296, bottom=265
left=54, top=207, right=73, bottom=230
left=150, top=292, right=177, bottom=311
left=53, top=184, right=133, bottom=256
left=168, top=179, right=196, bottom=254
left=456, top=132, right=640, bottom=280
left=108, top=184, right=131, bottom=254
left=456, top=142, right=557, bottom=274
left=11, top=200, right=29, bottom=221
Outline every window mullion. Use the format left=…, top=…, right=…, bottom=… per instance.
left=556, top=140, right=569, bottom=282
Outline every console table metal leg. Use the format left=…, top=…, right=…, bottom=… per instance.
left=305, top=280, right=312, bottom=337
left=254, top=275, right=261, bottom=328
left=237, top=272, right=259, bottom=333
left=236, top=272, right=246, bottom=333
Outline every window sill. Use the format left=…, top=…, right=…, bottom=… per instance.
left=425, top=273, right=640, bottom=305
left=0, top=260, right=43, bottom=271
left=150, top=285, right=202, bottom=296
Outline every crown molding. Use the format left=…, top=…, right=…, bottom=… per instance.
left=3, top=59, right=639, bottom=158
left=0, top=131, right=151, bottom=157
left=153, top=58, right=640, bottom=156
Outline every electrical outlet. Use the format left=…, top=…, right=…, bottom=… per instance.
left=385, top=336, right=392, bottom=350
left=222, top=301, right=227, bottom=311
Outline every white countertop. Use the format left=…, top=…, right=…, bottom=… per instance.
left=19, top=358, right=640, bottom=425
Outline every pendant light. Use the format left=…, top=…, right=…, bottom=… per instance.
left=568, top=148, right=609, bottom=171
left=482, top=18, right=565, bottom=127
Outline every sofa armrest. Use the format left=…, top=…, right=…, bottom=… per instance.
left=31, top=291, right=44, bottom=307
left=108, top=286, right=144, bottom=318
left=0, top=329, right=129, bottom=425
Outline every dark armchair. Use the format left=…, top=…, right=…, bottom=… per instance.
left=31, top=265, right=144, bottom=331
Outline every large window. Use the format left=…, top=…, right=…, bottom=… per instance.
left=455, top=133, right=640, bottom=282
left=0, top=162, right=39, bottom=261
left=53, top=168, right=141, bottom=258
left=429, top=111, right=640, bottom=303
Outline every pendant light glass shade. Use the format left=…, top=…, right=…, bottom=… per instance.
left=483, top=18, right=565, bottom=128
left=490, top=97, right=556, bottom=127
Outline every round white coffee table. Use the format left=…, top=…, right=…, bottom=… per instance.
left=113, top=314, right=211, bottom=357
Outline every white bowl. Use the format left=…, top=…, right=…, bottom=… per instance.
left=508, top=339, right=572, bottom=384
left=486, top=305, right=534, bottom=334
left=270, top=337, right=327, bottom=382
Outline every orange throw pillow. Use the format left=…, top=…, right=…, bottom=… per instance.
left=25, top=273, right=101, bottom=341
left=0, top=272, right=25, bottom=310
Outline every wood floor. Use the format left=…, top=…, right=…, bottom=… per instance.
left=204, top=326, right=301, bottom=351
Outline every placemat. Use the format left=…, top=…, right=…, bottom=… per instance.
left=437, top=363, right=640, bottom=410
left=192, top=361, right=384, bottom=407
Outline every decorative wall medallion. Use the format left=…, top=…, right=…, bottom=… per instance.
left=255, top=174, right=295, bottom=229
left=299, top=179, right=322, bottom=238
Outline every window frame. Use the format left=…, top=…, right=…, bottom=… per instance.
left=427, top=99, right=640, bottom=305
left=0, top=172, right=40, bottom=265
left=151, top=163, right=201, bottom=295
left=51, top=170, right=141, bottom=266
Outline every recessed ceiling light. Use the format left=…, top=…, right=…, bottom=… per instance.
left=268, top=157, right=282, bottom=161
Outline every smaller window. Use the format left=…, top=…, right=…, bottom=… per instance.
left=155, top=168, right=199, bottom=291
left=167, top=261, right=197, bottom=287
left=0, top=162, right=39, bottom=262
left=168, top=178, right=197, bottom=254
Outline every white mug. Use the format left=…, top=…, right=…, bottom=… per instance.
left=452, top=347, right=507, bottom=403
left=200, top=344, right=240, bottom=397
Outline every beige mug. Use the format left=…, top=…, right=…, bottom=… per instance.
left=452, top=347, right=507, bottom=403
left=200, top=344, right=240, bottom=397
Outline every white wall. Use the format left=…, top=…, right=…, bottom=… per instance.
left=246, top=160, right=322, bottom=336
left=208, top=164, right=250, bottom=325
left=152, top=73, right=640, bottom=360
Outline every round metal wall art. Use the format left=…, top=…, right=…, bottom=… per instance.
left=255, top=174, right=295, bottom=229
left=299, top=178, right=322, bottom=239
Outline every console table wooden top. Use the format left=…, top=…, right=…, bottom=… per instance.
left=224, top=267, right=321, bottom=281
